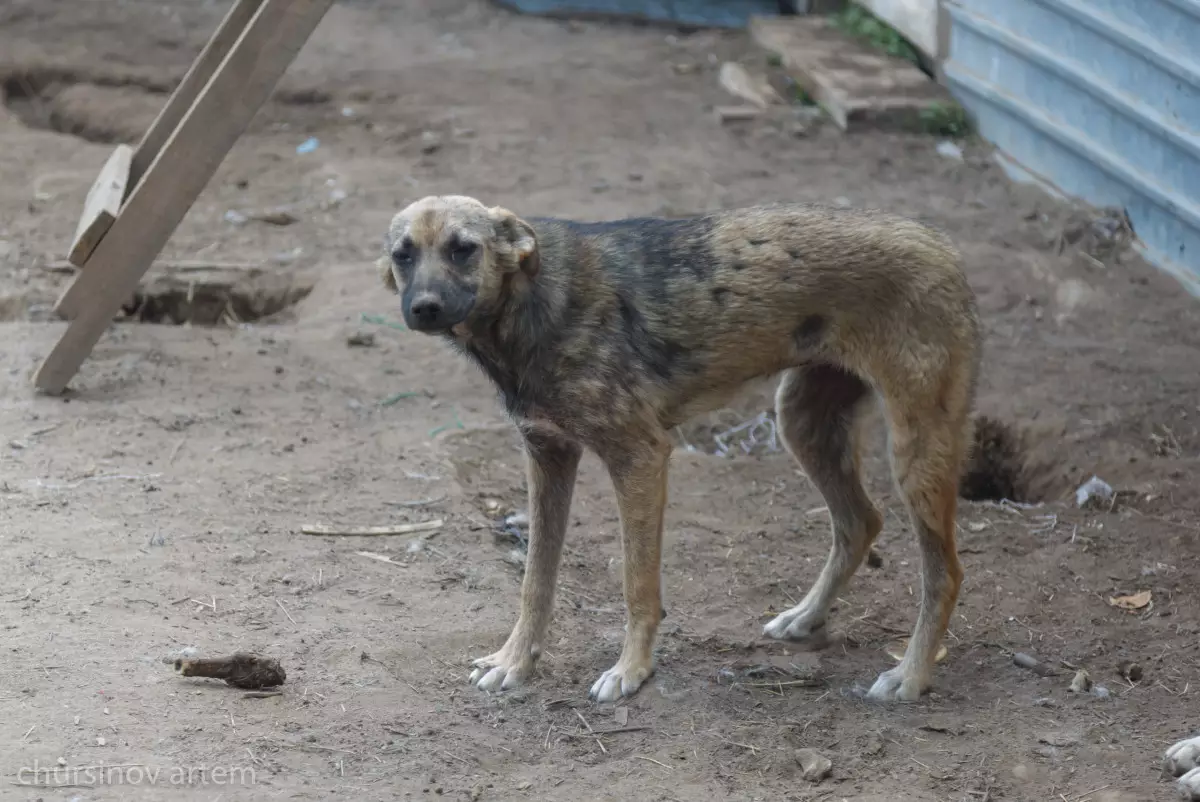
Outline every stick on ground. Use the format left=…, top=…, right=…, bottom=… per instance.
left=300, top=519, right=444, bottom=537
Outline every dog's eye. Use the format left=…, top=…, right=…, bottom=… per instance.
left=449, top=241, right=477, bottom=265
left=392, top=239, right=416, bottom=267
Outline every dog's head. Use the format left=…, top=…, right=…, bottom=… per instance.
left=378, top=195, right=539, bottom=334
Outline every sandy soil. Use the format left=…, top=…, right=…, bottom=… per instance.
left=1, top=1, right=1199, bottom=800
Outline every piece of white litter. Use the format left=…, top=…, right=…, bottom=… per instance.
left=936, top=141, right=964, bottom=161
left=1075, top=475, right=1114, bottom=508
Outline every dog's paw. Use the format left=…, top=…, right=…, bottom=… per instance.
left=1178, top=769, right=1200, bottom=801
left=588, top=660, right=653, bottom=703
left=1165, top=736, right=1200, bottom=800
left=762, top=603, right=827, bottom=642
left=865, top=665, right=927, bottom=702
left=468, top=646, right=536, bottom=693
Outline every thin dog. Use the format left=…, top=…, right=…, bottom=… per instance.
left=378, top=195, right=981, bottom=703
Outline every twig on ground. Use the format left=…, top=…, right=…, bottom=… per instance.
left=300, top=519, right=444, bottom=537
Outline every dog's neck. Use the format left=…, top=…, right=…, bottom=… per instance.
left=450, top=269, right=566, bottom=420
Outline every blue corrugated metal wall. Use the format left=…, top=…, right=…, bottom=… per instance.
left=942, top=0, right=1200, bottom=296
left=492, top=0, right=783, bottom=27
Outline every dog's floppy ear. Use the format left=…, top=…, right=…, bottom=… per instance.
left=377, top=253, right=398, bottom=292
left=489, top=206, right=540, bottom=277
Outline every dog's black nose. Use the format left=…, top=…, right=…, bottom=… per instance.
left=409, top=296, right=444, bottom=329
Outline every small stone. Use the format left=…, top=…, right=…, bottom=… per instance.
left=1032, top=697, right=1058, bottom=708
left=420, top=131, right=442, bottom=154
left=794, top=748, right=832, bottom=783
left=96, top=736, right=107, bottom=746
left=1011, top=763, right=1030, bottom=781
left=1092, top=685, right=1112, bottom=700
left=1037, top=731, right=1080, bottom=747
left=614, top=706, right=629, bottom=726
left=516, top=780, right=532, bottom=791
left=57, top=757, right=66, bottom=766
left=1069, top=669, right=1092, bottom=693
left=715, top=105, right=762, bottom=123
left=346, top=331, right=376, bottom=348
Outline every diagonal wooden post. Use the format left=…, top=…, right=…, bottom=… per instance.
left=34, top=0, right=334, bottom=394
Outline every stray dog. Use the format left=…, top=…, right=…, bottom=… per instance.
left=379, top=195, right=981, bottom=703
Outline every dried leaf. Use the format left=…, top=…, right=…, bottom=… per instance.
left=1107, top=590, right=1151, bottom=610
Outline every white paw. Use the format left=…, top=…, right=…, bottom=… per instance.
left=762, top=602, right=827, bottom=641
left=866, top=665, right=926, bottom=702
left=589, top=661, right=653, bottom=703
left=468, top=646, right=536, bottom=693
left=1178, top=769, right=1200, bottom=801
left=1165, top=736, right=1200, bottom=799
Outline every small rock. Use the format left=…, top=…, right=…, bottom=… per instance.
left=936, top=140, right=964, bottom=161
left=788, top=121, right=811, bottom=138
left=1069, top=669, right=1092, bottom=694
left=96, top=736, right=107, bottom=746
left=1037, top=731, right=1080, bottom=747
left=1032, top=697, right=1058, bottom=708
left=341, top=106, right=356, bottom=118
left=346, top=331, right=376, bottom=348
left=715, top=105, right=762, bottom=123
left=224, top=209, right=249, bottom=226
left=1075, top=475, right=1114, bottom=509
left=57, top=757, right=67, bottom=766
left=1011, top=763, right=1030, bottom=781
left=794, top=748, right=832, bottom=783
left=1092, top=685, right=1112, bottom=700
left=420, top=131, right=442, bottom=154
left=516, top=780, right=532, bottom=791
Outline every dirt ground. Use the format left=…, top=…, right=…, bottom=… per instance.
left=2, top=1, right=1199, bottom=800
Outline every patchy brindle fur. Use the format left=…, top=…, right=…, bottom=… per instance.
left=379, top=194, right=981, bottom=703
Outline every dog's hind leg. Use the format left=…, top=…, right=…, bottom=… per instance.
left=866, top=362, right=973, bottom=702
left=470, top=428, right=582, bottom=692
left=589, top=434, right=671, bottom=703
left=763, top=365, right=884, bottom=643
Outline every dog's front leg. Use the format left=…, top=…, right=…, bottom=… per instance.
left=470, top=429, right=581, bottom=692
left=589, top=437, right=670, bottom=702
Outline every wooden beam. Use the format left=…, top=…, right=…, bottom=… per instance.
left=67, top=144, right=133, bottom=267
left=129, top=0, right=266, bottom=188
left=33, top=0, right=334, bottom=394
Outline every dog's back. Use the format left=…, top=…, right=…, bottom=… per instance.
left=527, top=204, right=979, bottom=425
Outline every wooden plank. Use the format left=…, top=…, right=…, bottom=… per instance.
left=129, top=0, right=266, bottom=188
left=749, top=15, right=952, bottom=131
left=66, top=144, right=133, bottom=267
left=33, top=0, right=334, bottom=394
left=855, top=0, right=939, bottom=61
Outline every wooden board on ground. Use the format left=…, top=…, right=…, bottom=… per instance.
left=33, top=0, right=335, bottom=394
left=749, top=15, right=952, bottom=131
left=67, top=144, right=133, bottom=267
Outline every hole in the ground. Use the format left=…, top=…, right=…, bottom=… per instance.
left=2, top=68, right=170, bottom=144
left=959, top=415, right=1054, bottom=504
left=117, top=273, right=314, bottom=326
